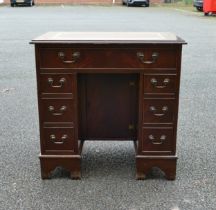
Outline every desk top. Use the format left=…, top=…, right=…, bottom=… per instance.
left=31, top=32, right=186, bottom=44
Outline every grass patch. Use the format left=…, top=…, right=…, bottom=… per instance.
left=152, top=0, right=196, bottom=12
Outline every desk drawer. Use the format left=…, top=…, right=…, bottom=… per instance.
left=143, top=74, right=177, bottom=94
left=39, top=74, right=75, bottom=94
left=143, top=99, right=176, bottom=124
left=40, top=99, right=74, bottom=123
left=39, top=47, right=177, bottom=69
left=42, top=127, right=75, bottom=152
left=140, top=127, right=174, bottom=155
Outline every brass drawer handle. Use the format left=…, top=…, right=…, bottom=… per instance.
left=148, top=134, right=166, bottom=145
left=50, top=134, right=68, bottom=144
left=137, top=52, right=159, bottom=64
left=150, top=78, right=170, bottom=89
left=48, top=105, right=67, bottom=116
left=48, top=77, right=66, bottom=88
left=149, top=106, right=168, bottom=117
left=58, top=51, right=80, bottom=64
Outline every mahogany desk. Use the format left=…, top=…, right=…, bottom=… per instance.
left=31, top=32, right=186, bottom=180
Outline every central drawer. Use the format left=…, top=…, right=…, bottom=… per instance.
left=39, top=47, right=177, bottom=69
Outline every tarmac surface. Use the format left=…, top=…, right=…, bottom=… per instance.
left=0, top=5, right=216, bottom=210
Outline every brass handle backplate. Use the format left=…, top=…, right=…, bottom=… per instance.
left=48, top=105, right=67, bottom=116
left=150, top=78, right=170, bottom=89
left=50, top=134, right=68, bottom=144
left=48, top=77, right=66, bottom=88
left=149, top=106, right=168, bottom=117
left=58, top=51, right=80, bottom=64
left=148, top=134, right=166, bottom=145
left=137, top=52, right=159, bottom=64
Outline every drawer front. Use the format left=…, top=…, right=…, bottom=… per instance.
left=141, top=127, right=174, bottom=155
left=143, top=74, right=177, bottom=94
left=42, top=127, right=75, bottom=152
left=40, top=99, right=74, bottom=123
left=39, top=74, right=75, bottom=94
left=143, top=99, right=176, bottom=124
left=39, top=48, right=177, bottom=69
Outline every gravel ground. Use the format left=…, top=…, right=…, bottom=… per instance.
left=0, top=5, right=216, bottom=210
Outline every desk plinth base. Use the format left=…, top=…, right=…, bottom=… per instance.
left=136, top=156, right=177, bottom=180
left=39, top=155, right=81, bottom=179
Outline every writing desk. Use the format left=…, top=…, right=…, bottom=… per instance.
left=31, top=32, right=186, bottom=180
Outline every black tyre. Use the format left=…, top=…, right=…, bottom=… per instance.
left=196, top=6, right=203, bottom=11
left=11, top=3, right=15, bottom=6
left=29, top=0, right=33, bottom=6
left=204, top=12, right=208, bottom=16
